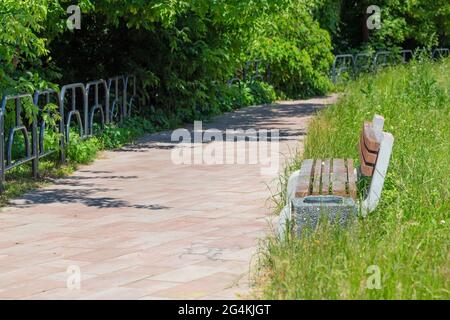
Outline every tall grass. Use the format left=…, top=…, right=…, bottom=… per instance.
left=255, top=58, right=450, bottom=299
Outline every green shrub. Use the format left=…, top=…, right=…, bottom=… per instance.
left=249, top=1, right=334, bottom=98
left=66, top=131, right=99, bottom=164
left=98, top=117, right=156, bottom=150
left=249, top=81, right=278, bottom=104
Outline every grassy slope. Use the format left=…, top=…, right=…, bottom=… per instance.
left=256, top=58, right=450, bottom=299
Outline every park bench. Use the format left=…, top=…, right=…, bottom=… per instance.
left=277, top=114, right=394, bottom=237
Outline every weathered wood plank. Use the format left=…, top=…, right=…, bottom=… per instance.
left=295, top=159, right=314, bottom=197
left=332, top=158, right=347, bottom=196
left=347, top=158, right=357, bottom=199
left=321, top=159, right=331, bottom=195
left=359, top=132, right=378, bottom=164
left=311, top=159, right=322, bottom=195
left=362, top=121, right=381, bottom=152
left=360, top=162, right=375, bottom=176
left=359, top=120, right=382, bottom=175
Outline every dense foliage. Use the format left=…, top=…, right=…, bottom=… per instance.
left=249, top=1, right=334, bottom=97
left=317, top=0, right=450, bottom=51
left=1, top=0, right=449, bottom=109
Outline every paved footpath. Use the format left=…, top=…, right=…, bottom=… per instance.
left=0, top=96, right=336, bottom=299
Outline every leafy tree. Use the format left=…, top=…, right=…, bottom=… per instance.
left=330, top=0, right=450, bottom=52
left=0, top=0, right=63, bottom=94
left=1, top=0, right=448, bottom=110
left=249, top=0, right=334, bottom=97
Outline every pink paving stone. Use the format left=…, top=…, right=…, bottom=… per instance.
left=194, top=259, right=251, bottom=276
left=23, top=288, right=96, bottom=300
left=152, top=272, right=241, bottom=299
left=0, top=96, right=337, bottom=299
left=81, top=287, right=151, bottom=300
left=200, top=284, right=250, bottom=300
left=121, top=279, right=180, bottom=295
left=149, top=265, right=224, bottom=283
left=0, top=278, right=64, bottom=299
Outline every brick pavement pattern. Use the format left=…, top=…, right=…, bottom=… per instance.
left=0, top=96, right=337, bottom=299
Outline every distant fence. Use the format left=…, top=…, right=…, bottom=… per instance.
left=331, top=47, right=450, bottom=84
left=0, top=74, right=139, bottom=191
left=229, top=48, right=449, bottom=87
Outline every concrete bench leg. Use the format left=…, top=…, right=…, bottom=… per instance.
left=277, top=205, right=290, bottom=239
left=277, top=170, right=300, bottom=238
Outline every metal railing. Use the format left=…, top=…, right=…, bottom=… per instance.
left=432, top=48, right=450, bottom=59
left=331, top=47, right=450, bottom=84
left=400, top=50, right=413, bottom=63
left=86, top=79, right=108, bottom=135
left=33, top=88, right=61, bottom=166
left=0, top=74, right=139, bottom=191
left=331, top=54, right=355, bottom=84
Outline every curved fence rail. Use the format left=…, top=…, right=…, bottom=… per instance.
left=125, top=75, right=138, bottom=117
left=432, top=48, right=450, bottom=59
left=108, top=76, right=127, bottom=124
left=0, top=74, right=139, bottom=191
left=354, top=53, right=371, bottom=74
left=331, top=47, right=449, bottom=84
left=0, top=94, right=37, bottom=180
left=86, top=79, right=108, bottom=136
left=331, top=54, right=355, bottom=84
left=60, top=83, right=87, bottom=145
left=401, top=50, right=413, bottom=63
left=33, top=89, right=60, bottom=167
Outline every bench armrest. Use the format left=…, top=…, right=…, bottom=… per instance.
left=361, top=131, right=394, bottom=216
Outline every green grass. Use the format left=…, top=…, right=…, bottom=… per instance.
left=255, top=58, right=450, bottom=299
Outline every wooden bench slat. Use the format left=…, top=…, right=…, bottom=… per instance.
left=321, top=159, right=331, bottom=195
left=359, top=149, right=375, bottom=176
left=355, top=120, right=383, bottom=178
left=311, top=159, right=322, bottom=195
left=360, top=162, right=375, bottom=176
left=362, top=121, right=381, bottom=152
left=347, top=158, right=357, bottom=199
left=359, top=131, right=378, bottom=164
left=299, top=159, right=314, bottom=176
left=332, top=158, right=347, bottom=196
left=295, top=159, right=358, bottom=198
left=295, top=159, right=314, bottom=197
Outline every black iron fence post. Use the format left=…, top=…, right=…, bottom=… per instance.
left=31, top=103, right=38, bottom=178
left=123, top=76, right=127, bottom=120
left=58, top=88, right=66, bottom=163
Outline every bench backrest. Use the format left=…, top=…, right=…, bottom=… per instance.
left=358, top=116, right=384, bottom=177
left=359, top=114, right=394, bottom=216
